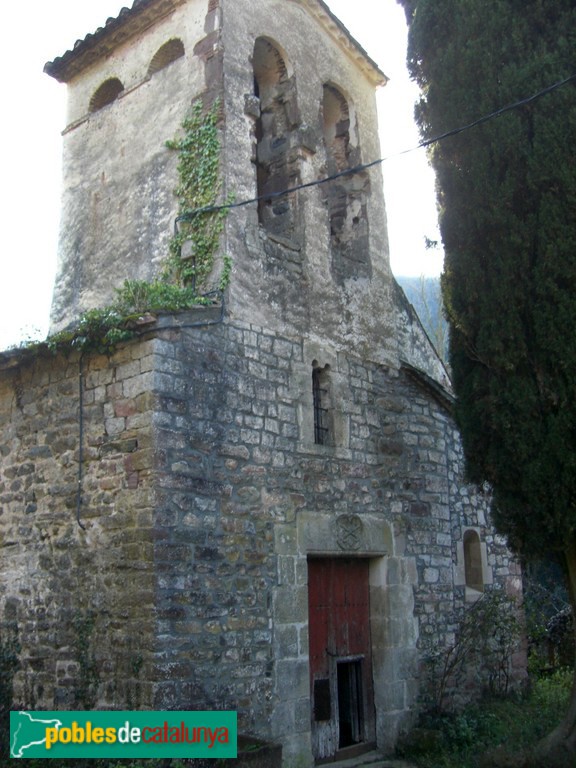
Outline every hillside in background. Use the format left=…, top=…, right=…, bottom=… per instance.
left=396, top=275, right=449, bottom=364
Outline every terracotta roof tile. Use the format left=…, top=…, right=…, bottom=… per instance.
left=44, top=0, right=386, bottom=85
left=44, top=0, right=162, bottom=82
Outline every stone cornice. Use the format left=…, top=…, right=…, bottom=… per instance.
left=44, top=0, right=188, bottom=83
left=297, top=0, right=387, bottom=86
left=44, top=0, right=387, bottom=87
left=400, top=361, right=455, bottom=412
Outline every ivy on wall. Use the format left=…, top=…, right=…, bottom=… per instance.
left=164, top=99, right=231, bottom=290
left=23, top=101, right=231, bottom=357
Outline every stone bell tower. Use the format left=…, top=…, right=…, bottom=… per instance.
left=45, top=0, right=445, bottom=382
left=0, top=1, right=522, bottom=765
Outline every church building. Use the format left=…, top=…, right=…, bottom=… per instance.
left=0, top=1, right=525, bottom=764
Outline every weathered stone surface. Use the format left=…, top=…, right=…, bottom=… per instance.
left=0, top=1, right=527, bottom=765
left=0, top=347, right=156, bottom=712
left=0, top=320, right=525, bottom=758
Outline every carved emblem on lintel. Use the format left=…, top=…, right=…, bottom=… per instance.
left=335, top=514, right=363, bottom=551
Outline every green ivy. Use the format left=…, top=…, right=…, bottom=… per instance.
left=41, top=282, right=217, bottom=356
left=46, top=308, right=133, bottom=356
left=113, top=279, right=210, bottom=315
left=21, top=102, right=232, bottom=358
left=164, top=99, right=232, bottom=290
left=218, top=254, right=233, bottom=292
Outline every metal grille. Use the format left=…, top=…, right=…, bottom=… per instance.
left=313, top=368, right=329, bottom=445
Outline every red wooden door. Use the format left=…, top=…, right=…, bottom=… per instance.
left=308, top=558, right=375, bottom=760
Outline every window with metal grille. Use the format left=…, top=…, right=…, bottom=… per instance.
left=312, top=363, right=332, bottom=445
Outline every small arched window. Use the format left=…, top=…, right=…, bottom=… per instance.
left=148, top=39, right=185, bottom=76
left=89, top=78, right=124, bottom=113
left=463, top=529, right=484, bottom=592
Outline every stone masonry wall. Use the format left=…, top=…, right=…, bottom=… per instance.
left=49, top=0, right=210, bottom=332
left=0, top=313, right=525, bottom=765
left=0, top=341, right=158, bottom=711
left=143, top=314, right=524, bottom=760
left=393, top=374, right=525, bottom=713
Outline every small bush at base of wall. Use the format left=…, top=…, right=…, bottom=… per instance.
left=396, top=668, right=572, bottom=768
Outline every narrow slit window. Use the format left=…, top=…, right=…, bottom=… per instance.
left=312, top=362, right=332, bottom=445
left=322, top=83, right=371, bottom=283
left=463, top=529, right=484, bottom=592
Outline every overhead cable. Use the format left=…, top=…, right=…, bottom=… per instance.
left=176, top=72, right=576, bottom=223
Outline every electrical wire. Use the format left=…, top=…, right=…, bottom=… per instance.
left=74, top=73, right=575, bottom=529
left=176, top=72, right=576, bottom=223
left=403, top=71, right=576, bottom=153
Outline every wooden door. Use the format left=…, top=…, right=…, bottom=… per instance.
left=308, top=558, right=375, bottom=761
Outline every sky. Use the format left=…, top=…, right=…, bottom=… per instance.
left=0, top=0, right=442, bottom=350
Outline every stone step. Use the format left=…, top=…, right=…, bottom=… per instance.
left=322, top=750, right=415, bottom=768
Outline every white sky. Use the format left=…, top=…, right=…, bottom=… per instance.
left=0, top=0, right=442, bottom=350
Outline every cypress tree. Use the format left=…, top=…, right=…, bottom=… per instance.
left=399, top=1, right=576, bottom=763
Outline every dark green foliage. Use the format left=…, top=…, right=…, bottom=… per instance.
left=400, top=0, right=576, bottom=559
left=0, top=628, right=20, bottom=761
left=113, top=280, right=201, bottom=315
left=46, top=307, right=135, bottom=355
left=396, top=669, right=572, bottom=768
left=523, top=559, right=572, bottom=671
left=422, top=591, right=522, bottom=713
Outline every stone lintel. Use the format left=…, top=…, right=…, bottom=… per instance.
left=298, top=511, right=393, bottom=557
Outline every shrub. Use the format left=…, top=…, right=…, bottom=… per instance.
left=398, top=669, right=572, bottom=768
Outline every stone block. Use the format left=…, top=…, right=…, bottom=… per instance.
left=277, top=556, right=295, bottom=586
left=273, top=586, right=307, bottom=624
left=376, top=615, right=418, bottom=649
left=123, top=371, right=154, bottom=398
left=274, top=525, right=296, bottom=555
left=376, top=710, right=408, bottom=755
left=375, top=679, right=406, bottom=712
left=274, top=659, right=309, bottom=699
left=274, top=623, right=298, bottom=658
left=423, top=567, right=439, bottom=584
